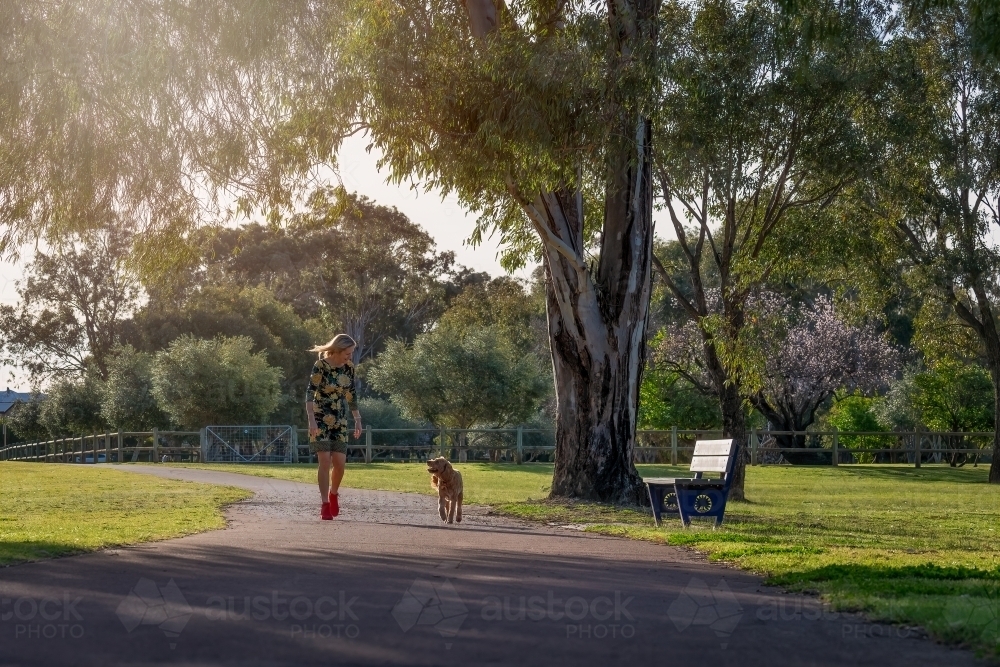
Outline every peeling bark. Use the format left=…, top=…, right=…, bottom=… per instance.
left=531, top=167, right=653, bottom=504
left=462, top=0, right=498, bottom=38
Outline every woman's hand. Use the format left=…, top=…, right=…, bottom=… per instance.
left=306, top=401, right=318, bottom=438
left=353, top=412, right=362, bottom=440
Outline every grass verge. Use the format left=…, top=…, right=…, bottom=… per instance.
left=171, top=460, right=1000, bottom=656
left=0, top=462, right=250, bottom=565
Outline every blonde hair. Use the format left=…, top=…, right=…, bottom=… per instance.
left=310, top=334, right=357, bottom=360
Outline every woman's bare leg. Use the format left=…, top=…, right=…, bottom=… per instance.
left=317, top=451, right=333, bottom=501
left=330, top=452, right=347, bottom=495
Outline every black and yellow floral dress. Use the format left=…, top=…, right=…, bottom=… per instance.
left=305, top=357, right=358, bottom=452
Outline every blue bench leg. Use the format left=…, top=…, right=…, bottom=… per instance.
left=647, top=485, right=664, bottom=527
left=675, top=487, right=692, bottom=528
left=714, top=497, right=730, bottom=529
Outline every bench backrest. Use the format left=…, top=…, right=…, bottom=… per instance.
left=690, top=439, right=737, bottom=481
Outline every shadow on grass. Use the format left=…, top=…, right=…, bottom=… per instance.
left=0, top=541, right=90, bottom=567
left=834, top=466, right=992, bottom=484
left=771, top=562, right=1000, bottom=587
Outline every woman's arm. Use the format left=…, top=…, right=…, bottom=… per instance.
left=306, top=363, right=321, bottom=437
left=348, top=366, right=361, bottom=438
left=306, top=402, right=318, bottom=433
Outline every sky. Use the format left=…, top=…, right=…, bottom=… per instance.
left=0, top=134, right=533, bottom=390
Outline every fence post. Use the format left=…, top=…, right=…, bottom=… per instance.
left=153, top=429, right=160, bottom=463
left=440, top=426, right=447, bottom=458
left=914, top=433, right=921, bottom=469
left=831, top=427, right=839, bottom=467
left=670, top=426, right=678, bottom=466
left=516, top=426, right=524, bottom=465
left=750, top=428, right=759, bottom=466
left=104, top=431, right=110, bottom=463
left=365, top=425, right=372, bottom=464
left=117, top=430, right=123, bottom=464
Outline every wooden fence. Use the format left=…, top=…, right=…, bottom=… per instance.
left=0, top=426, right=994, bottom=466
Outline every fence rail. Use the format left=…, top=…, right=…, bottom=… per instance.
left=0, top=426, right=994, bottom=467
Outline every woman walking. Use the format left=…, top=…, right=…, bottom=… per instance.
left=306, top=334, right=362, bottom=520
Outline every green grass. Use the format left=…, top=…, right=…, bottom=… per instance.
left=0, top=462, right=250, bottom=565
left=172, top=460, right=1000, bottom=656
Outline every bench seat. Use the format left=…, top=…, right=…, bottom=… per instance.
left=642, top=439, right=737, bottom=528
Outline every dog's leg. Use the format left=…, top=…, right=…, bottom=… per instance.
left=455, top=492, right=463, bottom=523
left=438, top=488, right=448, bottom=521
left=447, top=495, right=455, bottom=524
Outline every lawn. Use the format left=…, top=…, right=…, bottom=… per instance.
left=171, top=460, right=1000, bottom=655
left=0, top=462, right=250, bottom=565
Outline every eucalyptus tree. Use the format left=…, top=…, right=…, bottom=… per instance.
left=651, top=0, right=882, bottom=497
left=2, top=0, right=660, bottom=501
left=0, top=1, right=309, bottom=270
left=250, top=1, right=664, bottom=502
left=0, top=229, right=140, bottom=381
left=868, top=3, right=1000, bottom=482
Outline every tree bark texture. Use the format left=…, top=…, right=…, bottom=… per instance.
left=947, top=274, right=1000, bottom=483
left=470, top=0, right=659, bottom=502
left=520, top=121, right=655, bottom=504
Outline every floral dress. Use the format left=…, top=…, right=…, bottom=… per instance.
left=305, top=357, right=358, bottom=443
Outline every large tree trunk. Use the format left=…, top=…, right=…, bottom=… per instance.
left=983, top=329, right=1000, bottom=483
left=992, top=375, right=1000, bottom=483
left=525, top=124, right=654, bottom=504
left=471, top=0, right=658, bottom=503
left=963, top=282, right=1000, bottom=483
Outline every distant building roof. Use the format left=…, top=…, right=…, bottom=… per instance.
left=0, top=388, right=34, bottom=416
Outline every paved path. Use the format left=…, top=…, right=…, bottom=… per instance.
left=0, top=466, right=983, bottom=667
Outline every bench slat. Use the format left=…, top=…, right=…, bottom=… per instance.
left=690, top=455, right=732, bottom=472
left=692, top=440, right=734, bottom=456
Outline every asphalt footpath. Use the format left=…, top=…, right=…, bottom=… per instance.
left=0, top=465, right=984, bottom=667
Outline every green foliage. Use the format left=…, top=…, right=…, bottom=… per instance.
left=1, top=1, right=319, bottom=262
left=126, top=285, right=313, bottom=418
left=37, top=370, right=107, bottom=437
left=151, top=336, right=283, bottom=429
left=4, top=394, right=48, bottom=442
left=0, top=230, right=139, bottom=380
left=825, top=392, right=891, bottom=460
left=100, top=346, right=171, bottom=431
left=437, top=276, right=548, bottom=357
left=912, top=360, right=994, bottom=432
left=639, top=330, right=721, bottom=430
left=368, top=326, right=550, bottom=429
left=358, top=397, right=427, bottom=430
left=873, top=369, right=923, bottom=431
left=873, top=361, right=994, bottom=433
left=357, top=397, right=430, bottom=448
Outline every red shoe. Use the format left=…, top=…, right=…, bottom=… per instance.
left=329, top=493, right=339, bottom=517
left=321, top=502, right=333, bottom=520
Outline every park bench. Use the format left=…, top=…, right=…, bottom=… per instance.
left=643, top=439, right=737, bottom=528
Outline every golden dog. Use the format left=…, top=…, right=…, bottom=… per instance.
left=427, top=457, right=463, bottom=524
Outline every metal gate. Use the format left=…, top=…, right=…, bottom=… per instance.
left=201, top=426, right=297, bottom=463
